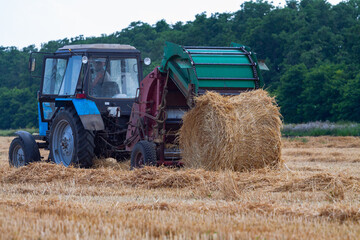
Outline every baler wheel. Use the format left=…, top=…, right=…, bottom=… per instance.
left=130, top=140, right=157, bottom=169
left=49, top=108, right=95, bottom=168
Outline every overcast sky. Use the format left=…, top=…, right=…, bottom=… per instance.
left=0, top=0, right=343, bottom=49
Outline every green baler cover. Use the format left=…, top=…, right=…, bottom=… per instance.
left=159, top=42, right=263, bottom=97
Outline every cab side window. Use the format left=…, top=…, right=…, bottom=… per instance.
left=42, top=58, right=67, bottom=95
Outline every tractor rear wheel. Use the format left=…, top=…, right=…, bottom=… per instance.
left=130, top=140, right=157, bottom=169
left=49, top=108, right=95, bottom=168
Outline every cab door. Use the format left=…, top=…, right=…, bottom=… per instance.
left=39, top=55, right=83, bottom=121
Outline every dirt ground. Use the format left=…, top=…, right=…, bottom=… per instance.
left=0, top=136, right=359, bottom=239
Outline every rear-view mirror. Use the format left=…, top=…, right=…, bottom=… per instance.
left=29, top=58, right=36, bottom=72
left=258, top=60, right=269, bottom=71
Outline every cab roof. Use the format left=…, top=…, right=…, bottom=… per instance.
left=56, top=44, right=139, bottom=54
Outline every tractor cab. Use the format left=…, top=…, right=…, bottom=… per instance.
left=39, top=44, right=142, bottom=125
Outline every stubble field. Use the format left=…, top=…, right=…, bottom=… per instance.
left=0, top=136, right=359, bottom=239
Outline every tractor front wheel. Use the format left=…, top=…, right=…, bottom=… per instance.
left=9, top=136, right=40, bottom=167
left=9, top=138, right=27, bottom=167
left=130, top=140, right=157, bottom=169
left=49, top=108, right=95, bottom=168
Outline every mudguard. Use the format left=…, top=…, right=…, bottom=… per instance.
left=55, top=98, right=105, bottom=131
left=14, top=131, right=41, bottom=162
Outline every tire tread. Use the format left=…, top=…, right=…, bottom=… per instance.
left=130, top=140, right=157, bottom=169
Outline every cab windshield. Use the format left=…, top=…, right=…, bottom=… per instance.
left=88, top=57, right=139, bottom=98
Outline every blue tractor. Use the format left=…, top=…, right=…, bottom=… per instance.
left=9, top=44, right=146, bottom=168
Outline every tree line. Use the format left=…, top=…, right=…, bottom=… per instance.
left=0, top=0, right=359, bottom=129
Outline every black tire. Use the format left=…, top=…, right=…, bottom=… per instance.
left=49, top=108, right=95, bottom=168
left=9, top=137, right=40, bottom=167
left=130, top=140, right=157, bottom=169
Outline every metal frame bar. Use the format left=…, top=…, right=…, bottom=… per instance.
left=197, top=77, right=258, bottom=81
left=239, top=47, right=260, bottom=89
left=187, top=52, right=247, bottom=55
left=195, top=63, right=254, bottom=66
left=184, top=46, right=244, bottom=50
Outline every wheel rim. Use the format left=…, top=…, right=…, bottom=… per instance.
left=52, top=119, right=74, bottom=167
left=12, top=144, right=25, bottom=167
left=134, top=151, right=144, bottom=167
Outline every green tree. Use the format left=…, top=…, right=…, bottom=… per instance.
left=300, top=64, right=345, bottom=121
left=277, top=64, right=307, bottom=123
left=333, top=73, right=360, bottom=121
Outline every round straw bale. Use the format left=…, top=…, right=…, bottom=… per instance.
left=179, top=89, right=283, bottom=171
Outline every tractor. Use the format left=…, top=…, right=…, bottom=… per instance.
left=8, top=42, right=266, bottom=168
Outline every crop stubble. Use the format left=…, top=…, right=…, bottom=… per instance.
left=0, top=136, right=359, bottom=239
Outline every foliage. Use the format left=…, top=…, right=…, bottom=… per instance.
left=0, top=87, right=37, bottom=129
left=0, top=128, right=38, bottom=137
left=0, top=0, right=360, bottom=129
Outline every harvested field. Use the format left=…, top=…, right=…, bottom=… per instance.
left=0, top=136, right=360, bottom=239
